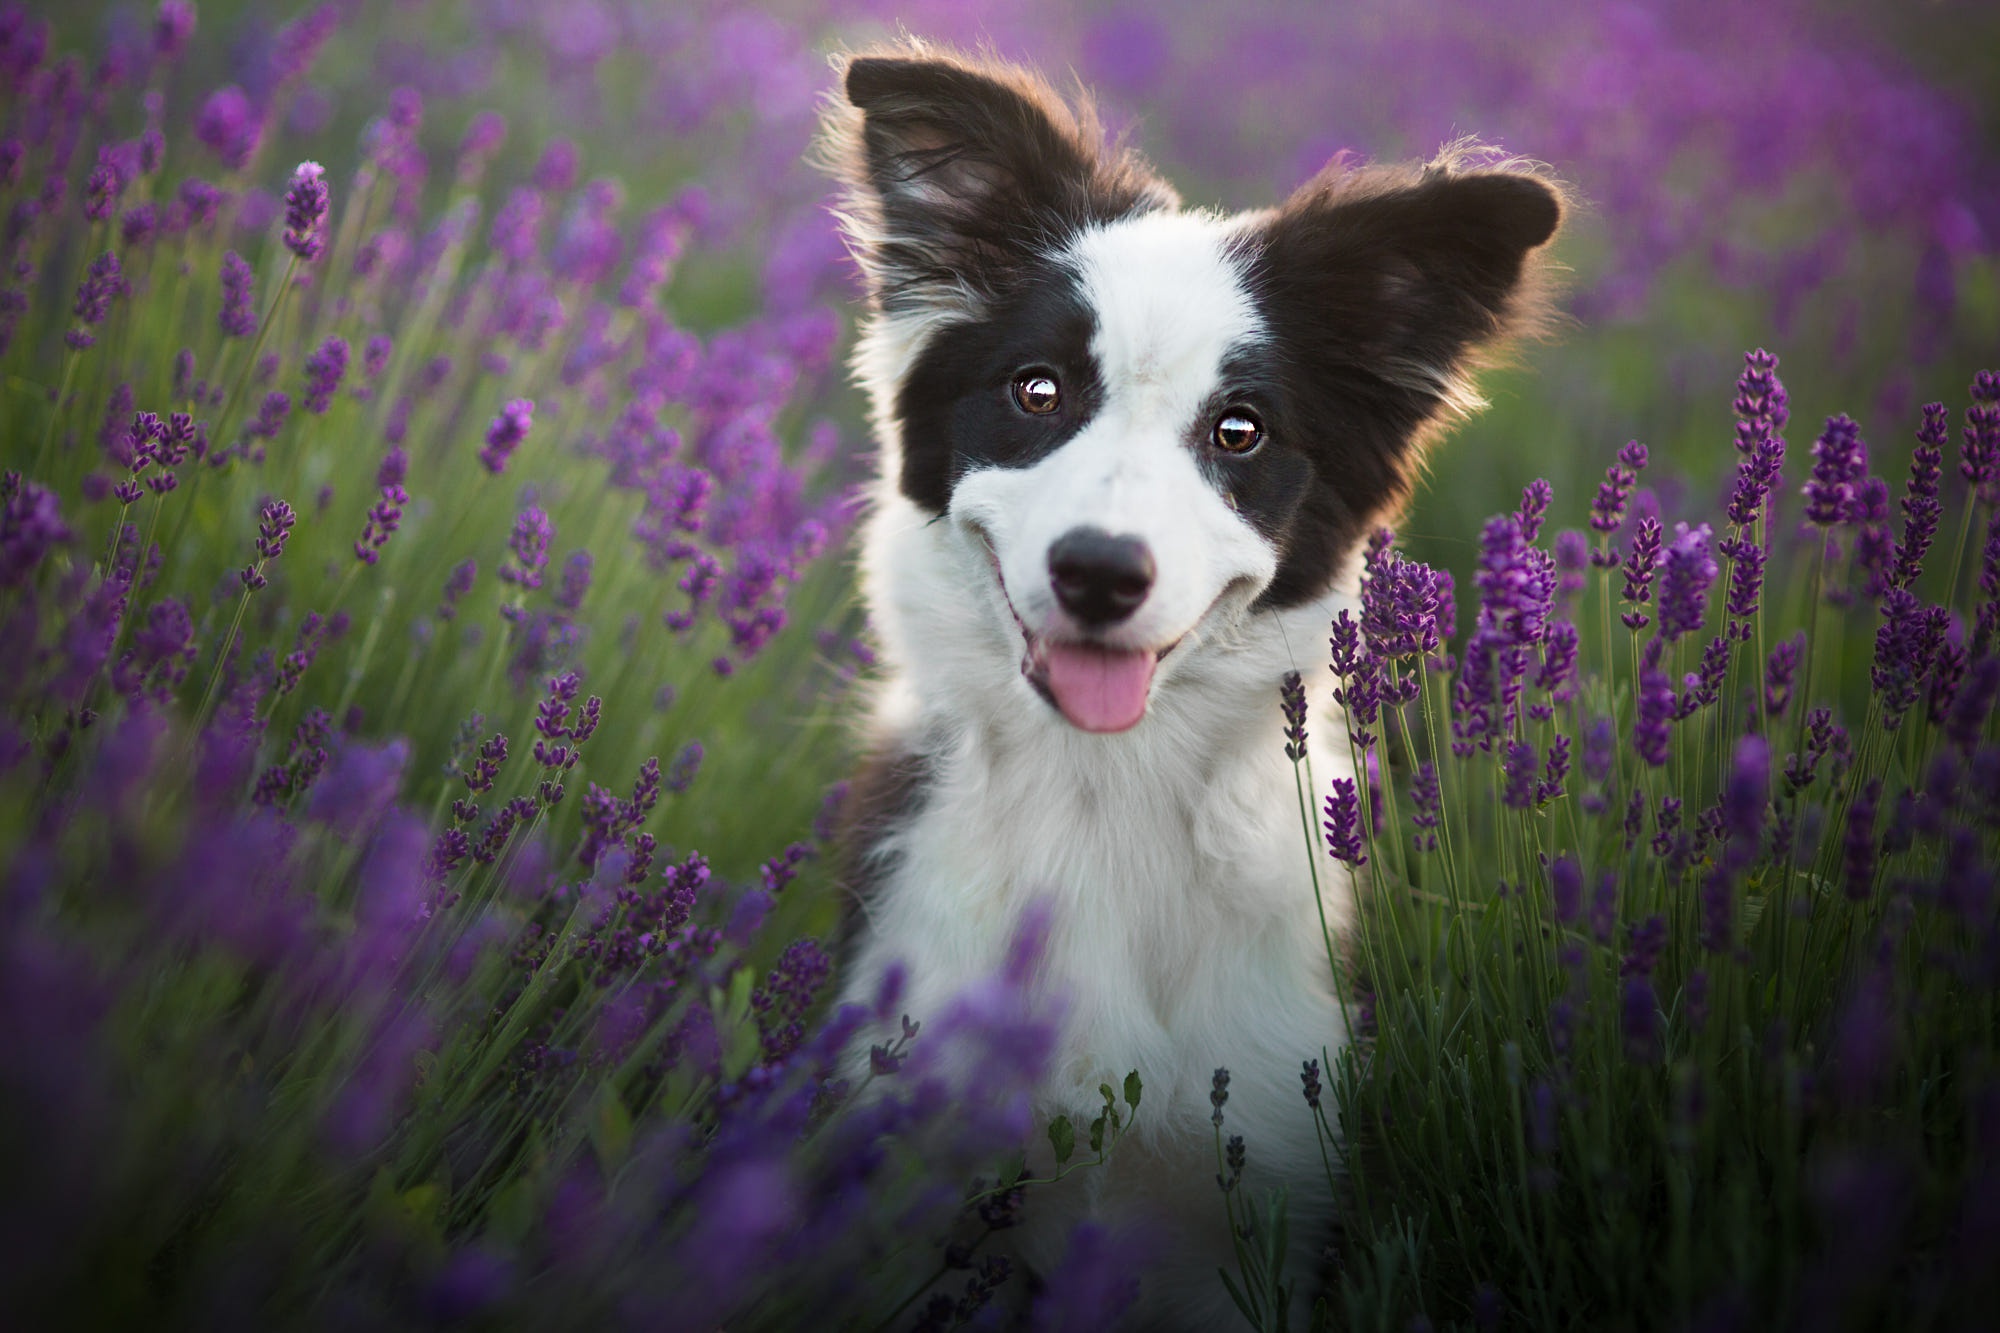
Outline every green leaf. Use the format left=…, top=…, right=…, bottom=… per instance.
left=1089, top=1113, right=1107, bottom=1155
left=1048, top=1115, right=1075, bottom=1166
left=1099, top=1081, right=1116, bottom=1109
left=1123, top=1070, right=1143, bottom=1111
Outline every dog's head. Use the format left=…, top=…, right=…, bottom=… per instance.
left=823, top=44, right=1562, bottom=734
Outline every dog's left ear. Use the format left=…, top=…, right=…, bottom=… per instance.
left=1243, top=150, right=1565, bottom=421
left=822, top=45, right=1177, bottom=315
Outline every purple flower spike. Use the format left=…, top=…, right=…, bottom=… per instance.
left=1888, top=404, right=1947, bottom=590
left=481, top=398, right=535, bottom=474
left=440, top=558, right=476, bottom=619
left=1322, top=778, right=1367, bottom=866
left=500, top=506, right=553, bottom=591
left=1515, top=479, right=1553, bottom=543
left=1279, top=670, right=1307, bottom=760
left=1844, top=780, right=1881, bottom=902
left=1871, top=588, right=1947, bottom=727
left=1501, top=739, right=1537, bottom=809
left=1804, top=415, right=1868, bottom=527
left=1765, top=632, right=1804, bottom=718
left=1, top=478, right=72, bottom=586
left=255, top=498, right=296, bottom=560
left=1620, top=518, right=1661, bottom=630
left=1409, top=760, right=1440, bottom=852
left=1360, top=547, right=1444, bottom=662
left=219, top=251, right=257, bottom=338
left=66, top=252, right=124, bottom=349
left=1589, top=440, right=1647, bottom=558
left=282, top=161, right=329, bottom=261
left=1657, top=523, right=1717, bottom=642
left=1550, top=855, right=1581, bottom=925
left=195, top=85, right=262, bottom=171
left=155, top=1, right=196, bottom=59
left=1963, top=371, right=2000, bottom=502
left=1634, top=666, right=1674, bottom=767
left=302, top=336, right=349, bottom=414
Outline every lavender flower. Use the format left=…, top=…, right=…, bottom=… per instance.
left=1589, top=440, right=1647, bottom=564
left=219, top=251, right=257, bottom=338
left=1844, top=780, right=1881, bottom=902
left=1804, top=415, right=1868, bottom=527
left=440, top=558, right=476, bottom=619
left=501, top=506, right=553, bottom=591
left=1322, top=778, right=1367, bottom=866
left=154, top=0, right=195, bottom=60
left=195, top=85, right=261, bottom=170
left=1210, top=1067, right=1230, bottom=1126
left=301, top=336, right=349, bottom=414
left=1501, top=739, right=1538, bottom=809
left=1622, top=978, right=1661, bottom=1064
left=282, top=161, right=329, bottom=261
left=481, top=398, right=535, bottom=474
left=1279, top=670, right=1307, bottom=760
left=240, top=498, right=295, bottom=589
left=1300, top=1059, right=1322, bottom=1110
left=1890, top=405, right=1947, bottom=590
left=1766, top=632, right=1804, bottom=718
left=1360, top=548, right=1445, bottom=662
left=1657, top=522, right=1717, bottom=642
left=1515, top=478, right=1552, bottom=543
left=1620, top=518, right=1661, bottom=630
left=65, top=251, right=123, bottom=350
left=1410, top=760, right=1440, bottom=852
left=1634, top=666, right=1674, bottom=767
left=1550, top=855, right=1581, bottom=925
left=1962, top=370, right=2000, bottom=497
left=1872, top=588, right=1947, bottom=728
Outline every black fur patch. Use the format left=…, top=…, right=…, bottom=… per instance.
left=892, top=269, right=1106, bottom=513
left=1231, top=165, right=1561, bottom=607
left=832, top=741, right=935, bottom=961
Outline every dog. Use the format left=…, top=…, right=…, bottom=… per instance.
left=819, top=42, right=1561, bottom=1327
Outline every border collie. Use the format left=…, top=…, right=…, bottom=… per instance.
left=819, top=43, right=1561, bottom=1327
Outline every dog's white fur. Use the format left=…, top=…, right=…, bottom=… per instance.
left=840, top=207, right=1358, bottom=1328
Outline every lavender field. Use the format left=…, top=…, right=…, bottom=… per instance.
left=2, top=1, right=1997, bottom=1329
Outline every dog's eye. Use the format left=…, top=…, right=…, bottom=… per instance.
left=1212, top=409, right=1263, bottom=454
left=1012, top=370, right=1061, bottom=416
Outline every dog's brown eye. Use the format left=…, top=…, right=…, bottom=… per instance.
left=1012, top=371, right=1061, bottom=415
left=1213, top=409, right=1263, bottom=454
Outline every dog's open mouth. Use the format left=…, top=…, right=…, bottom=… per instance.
left=1022, top=636, right=1170, bottom=734
left=969, top=525, right=1177, bottom=734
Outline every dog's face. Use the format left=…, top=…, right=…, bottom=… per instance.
left=827, top=49, right=1560, bottom=733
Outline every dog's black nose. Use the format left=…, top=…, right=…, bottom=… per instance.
left=1048, top=527, right=1154, bottom=626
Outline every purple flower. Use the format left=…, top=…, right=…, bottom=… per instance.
left=1657, top=522, right=1717, bottom=642
left=1409, top=760, right=1440, bottom=852
left=1872, top=588, right=1947, bottom=727
left=354, top=485, right=406, bottom=565
left=1279, top=670, right=1307, bottom=761
left=301, top=336, right=349, bottom=414
left=84, top=147, right=125, bottom=222
left=750, top=939, right=832, bottom=1062
left=500, top=506, right=553, bottom=591
left=1322, top=777, right=1367, bottom=866
left=440, top=558, right=476, bottom=619
left=1, top=478, right=71, bottom=586
left=1475, top=512, right=1552, bottom=649
left=244, top=390, right=291, bottom=444
left=534, top=137, right=580, bottom=192
left=1501, top=739, right=1538, bottom=809
left=1361, top=547, right=1445, bottom=662
left=195, top=85, right=261, bottom=170
left=555, top=551, right=593, bottom=613
left=490, top=188, right=545, bottom=264
left=1538, top=734, right=1571, bottom=803
left=120, top=202, right=158, bottom=248
left=456, top=110, right=507, bottom=186
left=481, top=398, right=534, bottom=474
left=1804, top=414, right=1868, bottom=527
left=255, top=498, right=295, bottom=560
left=1634, top=665, right=1674, bottom=767
left=1589, top=439, right=1648, bottom=554
left=1328, top=608, right=1363, bottom=677
left=1675, top=635, right=1731, bottom=719
left=1620, top=517, right=1661, bottom=629
left=1621, top=915, right=1667, bottom=979
left=1551, top=854, right=1581, bottom=925
left=282, top=161, right=329, bottom=261
left=1888, top=404, right=1947, bottom=590
left=1962, top=370, right=2000, bottom=497
left=219, top=250, right=257, bottom=338
left=1622, top=978, right=1661, bottom=1064
left=154, top=0, right=196, bottom=59
left=1844, top=780, right=1881, bottom=902
left=66, top=252, right=123, bottom=350
left=1766, top=632, right=1804, bottom=718
left=1722, top=538, right=1766, bottom=635
left=1515, top=478, right=1552, bottom=543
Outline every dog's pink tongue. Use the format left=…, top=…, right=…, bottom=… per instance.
left=1041, top=642, right=1156, bottom=733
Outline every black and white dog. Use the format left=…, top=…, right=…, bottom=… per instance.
left=821, top=43, right=1561, bottom=1326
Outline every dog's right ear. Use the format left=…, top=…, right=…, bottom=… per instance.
left=823, top=46, right=1177, bottom=315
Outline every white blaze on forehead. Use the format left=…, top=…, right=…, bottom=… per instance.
left=1063, top=211, right=1264, bottom=412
